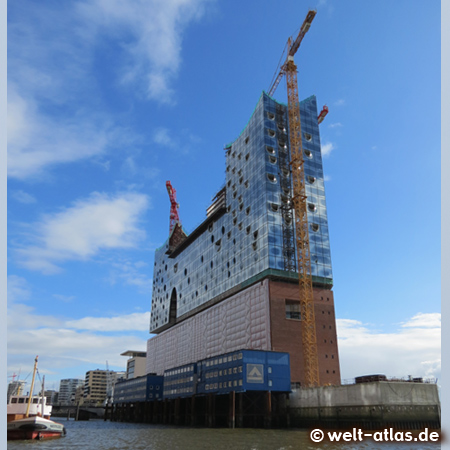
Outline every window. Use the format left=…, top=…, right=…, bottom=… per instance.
left=268, top=129, right=275, bottom=137
left=285, top=300, right=301, bottom=320
left=267, top=173, right=277, bottom=183
left=311, top=223, right=320, bottom=232
left=267, top=112, right=275, bottom=120
left=266, top=146, right=275, bottom=154
left=304, top=149, right=313, bottom=159
left=304, top=132, right=312, bottom=141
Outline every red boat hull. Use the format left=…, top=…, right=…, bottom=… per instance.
left=7, top=429, right=64, bottom=440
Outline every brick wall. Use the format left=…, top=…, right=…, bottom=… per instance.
left=268, top=280, right=341, bottom=386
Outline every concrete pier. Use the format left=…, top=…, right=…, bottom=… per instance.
left=289, top=381, right=440, bottom=430
left=109, top=382, right=440, bottom=430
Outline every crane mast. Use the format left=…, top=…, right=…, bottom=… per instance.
left=166, top=181, right=181, bottom=234
left=286, top=55, right=320, bottom=387
left=270, top=10, right=321, bottom=387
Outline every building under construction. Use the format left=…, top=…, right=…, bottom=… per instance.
left=146, top=9, right=338, bottom=388
left=110, top=10, right=440, bottom=430
left=147, top=90, right=340, bottom=387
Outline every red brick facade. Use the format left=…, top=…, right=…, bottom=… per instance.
left=268, top=280, right=341, bottom=386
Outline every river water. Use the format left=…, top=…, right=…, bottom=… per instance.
left=7, top=419, right=441, bottom=450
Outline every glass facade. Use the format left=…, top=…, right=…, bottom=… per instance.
left=150, top=92, right=332, bottom=333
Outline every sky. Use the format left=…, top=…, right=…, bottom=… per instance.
left=6, top=0, right=441, bottom=393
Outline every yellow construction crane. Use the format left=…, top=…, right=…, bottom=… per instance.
left=268, top=10, right=320, bottom=387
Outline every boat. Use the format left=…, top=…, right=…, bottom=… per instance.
left=7, top=356, right=66, bottom=441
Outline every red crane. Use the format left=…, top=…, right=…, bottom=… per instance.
left=317, top=105, right=329, bottom=124
left=166, top=181, right=180, bottom=234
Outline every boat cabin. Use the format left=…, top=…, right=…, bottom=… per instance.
left=7, top=395, right=52, bottom=422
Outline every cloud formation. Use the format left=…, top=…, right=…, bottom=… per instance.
left=321, top=142, right=335, bottom=157
left=10, top=190, right=37, bottom=204
left=78, top=0, right=214, bottom=104
left=7, top=292, right=150, bottom=378
left=7, top=87, right=114, bottom=180
left=337, top=313, right=441, bottom=381
left=14, top=192, right=150, bottom=274
left=8, top=0, right=213, bottom=180
left=66, top=311, right=150, bottom=332
left=7, top=275, right=31, bottom=304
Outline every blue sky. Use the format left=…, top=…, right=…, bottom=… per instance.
left=7, top=0, right=440, bottom=392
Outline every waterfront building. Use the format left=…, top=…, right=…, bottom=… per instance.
left=83, top=370, right=125, bottom=405
left=58, top=378, right=84, bottom=405
left=43, top=389, right=58, bottom=405
left=147, top=92, right=340, bottom=386
left=121, top=350, right=147, bottom=379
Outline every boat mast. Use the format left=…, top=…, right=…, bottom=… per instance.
left=41, top=375, right=45, bottom=417
left=25, top=356, right=38, bottom=418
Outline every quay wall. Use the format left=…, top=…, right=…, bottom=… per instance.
left=289, top=382, right=440, bottom=429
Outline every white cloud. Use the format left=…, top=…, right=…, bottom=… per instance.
left=153, top=127, right=176, bottom=147
left=337, top=313, right=441, bottom=382
left=401, top=312, right=441, bottom=328
left=329, top=122, right=342, bottom=128
left=7, top=86, right=118, bottom=180
left=52, top=294, right=76, bottom=303
left=66, top=311, right=150, bottom=332
left=152, top=127, right=202, bottom=155
left=334, top=98, right=346, bottom=106
left=321, top=142, right=335, bottom=157
left=109, top=259, right=153, bottom=293
left=7, top=298, right=149, bottom=378
left=77, top=0, right=214, bottom=104
left=8, top=0, right=213, bottom=180
left=7, top=275, right=31, bottom=303
left=11, top=190, right=37, bottom=204
left=14, top=191, right=150, bottom=274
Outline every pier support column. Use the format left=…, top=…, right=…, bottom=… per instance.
left=265, top=391, right=272, bottom=428
left=152, top=400, right=158, bottom=424
left=190, top=395, right=196, bottom=426
left=174, top=398, right=180, bottom=425
left=163, top=399, right=168, bottom=424
left=286, top=393, right=290, bottom=428
left=229, top=391, right=236, bottom=428
left=207, top=394, right=216, bottom=428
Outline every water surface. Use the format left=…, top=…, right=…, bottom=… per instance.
left=7, top=419, right=441, bottom=450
